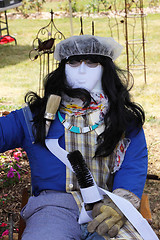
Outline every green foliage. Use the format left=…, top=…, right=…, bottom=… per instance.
left=44, top=0, right=159, bottom=14
left=146, top=115, right=157, bottom=123
left=0, top=97, right=7, bottom=103
left=149, top=0, right=160, bottom=7
left=86, top=0, right=98, bottom=14
left=57, top=0, right=78, bottom=13
left=86, top=0, right=109, bottom=14
left=58, top=0, right=110, bottom=14
left=0, top=105, right=20, bottom=111
left=71, top=0, right=78, bottom=12
left=17, top=0, right=46, bottom=17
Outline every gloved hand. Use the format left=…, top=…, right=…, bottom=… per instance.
left=87, top=196, right=126, bottom=238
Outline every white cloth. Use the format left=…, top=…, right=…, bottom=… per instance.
left=45, top=138, right=159, bottom=240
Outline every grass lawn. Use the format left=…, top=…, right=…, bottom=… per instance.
left=0, top=12, right=160, bottom=117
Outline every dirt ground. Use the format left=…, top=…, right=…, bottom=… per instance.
left=143, top=122, right=160, bottom=238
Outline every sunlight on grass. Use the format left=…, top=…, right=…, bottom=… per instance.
left=0, top=11, right=160, bottom=122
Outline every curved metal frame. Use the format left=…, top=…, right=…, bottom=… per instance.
left=29, top=10, right=65, bottom=96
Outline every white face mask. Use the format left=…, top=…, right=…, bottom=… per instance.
left=65, top=61, right=103, bottom=93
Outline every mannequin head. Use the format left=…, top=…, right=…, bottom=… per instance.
left=65, top=57, right=103, bottom=93
left=44, top=54, right=126, bottom=105
left=53, top=35, right=123, bottom=97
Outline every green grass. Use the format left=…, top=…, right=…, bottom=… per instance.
left=0, top=8, right=160, bottom=124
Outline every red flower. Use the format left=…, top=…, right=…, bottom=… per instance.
left=0, top=223, right=7, bottom=227
left=13, top=151, right=22, bottom=159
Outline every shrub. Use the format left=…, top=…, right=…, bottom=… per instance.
left=17, top=0, right=46, bottom=17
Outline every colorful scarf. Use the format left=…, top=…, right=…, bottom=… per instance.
left=60, top=92, right=109, bottom=124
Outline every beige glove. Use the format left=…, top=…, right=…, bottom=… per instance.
left=87, top=197, right=126, bottom=238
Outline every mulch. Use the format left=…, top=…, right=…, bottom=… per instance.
left=0, top=153, right=160, bottom=239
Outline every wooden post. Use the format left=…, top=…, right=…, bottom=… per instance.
left=68, top=0, right=74, bottom=36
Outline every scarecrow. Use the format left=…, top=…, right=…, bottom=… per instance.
left=0, top=35, right=157, bottom=240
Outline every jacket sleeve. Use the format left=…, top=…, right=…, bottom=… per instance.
left=0, top=109, right=25, bottom=153
left=112, top=128, right=148, bottom=199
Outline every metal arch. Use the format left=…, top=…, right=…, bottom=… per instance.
left=107, top=0, right=147, bottom=83
left=79, top=16, right=95, bottom=36
left=29, top=10, right=65, bottom=96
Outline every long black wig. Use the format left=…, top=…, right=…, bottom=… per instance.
left=25, top=54, right=145, bottom=157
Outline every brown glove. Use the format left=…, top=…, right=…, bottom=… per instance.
left=87, top=196, right=126, bottom=238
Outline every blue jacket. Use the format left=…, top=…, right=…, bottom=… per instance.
left=0, top=106, right=148, bottom=198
